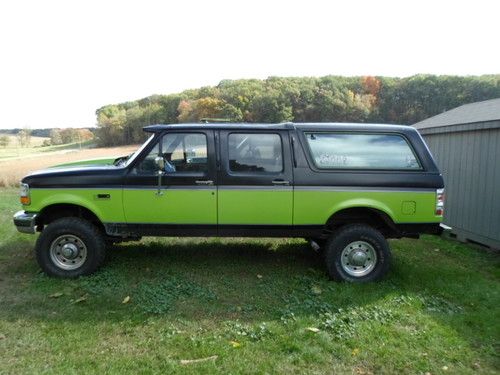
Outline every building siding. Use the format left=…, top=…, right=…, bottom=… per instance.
left=418, top=123, right=500, bottom=249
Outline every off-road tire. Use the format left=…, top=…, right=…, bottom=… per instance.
left=325, top=224, right=391, bottom=282
left=35, top=217, right=106, bottom=278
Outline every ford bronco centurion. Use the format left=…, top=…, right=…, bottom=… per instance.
left=13, top=123, right=445, bottom=282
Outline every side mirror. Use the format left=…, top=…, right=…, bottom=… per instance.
left=154, top=156, right=165, bottom=171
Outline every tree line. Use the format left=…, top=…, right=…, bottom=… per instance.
left=95, top=74, right=500, bottom=146
left=0, top=128, right=94, bottom=148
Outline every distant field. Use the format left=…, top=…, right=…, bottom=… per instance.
left=0, top=144, right=138, bottom=187
left=0, top=135, right=50, bottom=159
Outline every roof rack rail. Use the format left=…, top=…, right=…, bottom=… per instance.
left=200, top=118, right=233, bottom=124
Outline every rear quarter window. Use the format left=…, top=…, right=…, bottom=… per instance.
left=304, top=132, right=421, bottom=170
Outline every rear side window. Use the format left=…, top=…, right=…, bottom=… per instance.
left=228, top=133, right=283, bottom=173
left=305, top=132, right=421, bottom=170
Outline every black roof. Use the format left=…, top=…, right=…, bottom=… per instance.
left=144, top=122, right=413, bottom=133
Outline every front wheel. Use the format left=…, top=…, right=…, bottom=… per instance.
left=325, top=224, right=391, bottom=282
left=35, top=217, right=106, bottom=278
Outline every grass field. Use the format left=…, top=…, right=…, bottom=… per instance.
left=0, top=187, right=499, bottom=374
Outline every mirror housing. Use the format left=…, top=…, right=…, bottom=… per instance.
left=154, top=156, right=165, bottom=171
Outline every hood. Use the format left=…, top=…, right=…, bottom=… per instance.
left=50, top=156, right=123, bottom=168
left=22, top=161, right=126, bottom=188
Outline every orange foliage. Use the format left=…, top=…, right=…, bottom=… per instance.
left=361, top=76, right=381, bottom=100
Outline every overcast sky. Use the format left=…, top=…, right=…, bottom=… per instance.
left=0, top=0, right=498, bottom=129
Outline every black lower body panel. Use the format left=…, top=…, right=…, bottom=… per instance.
left=104, top=223, right=324, bottom=238
left=395, top=223, right=443, bottom=237
left=103, top=223, right=442, bottom=239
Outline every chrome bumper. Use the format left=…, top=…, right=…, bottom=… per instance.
left=440, top=223, right=452, bottom=231
left=13, top=211, right=38, bottom=234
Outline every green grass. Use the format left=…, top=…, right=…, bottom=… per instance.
left=0, top=187, right=499, bottom=374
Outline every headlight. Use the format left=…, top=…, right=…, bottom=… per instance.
left=20, top=183, right=30, bottom=205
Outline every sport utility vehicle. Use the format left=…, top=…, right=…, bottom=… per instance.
left=14, top=123, right=445, bottom=282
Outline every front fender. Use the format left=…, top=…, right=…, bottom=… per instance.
left=28, top=189, right=125, bottom=223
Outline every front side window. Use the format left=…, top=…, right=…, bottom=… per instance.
left=305, top=132, right=421, bottom=170
left=137, top=133, right=208, bottom=173
left=228, top=133, right=283, bottom=173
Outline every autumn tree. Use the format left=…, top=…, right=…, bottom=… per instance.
left=177, top=97, right=242, bottom=123
left=94, top=75, right=500, bottom=146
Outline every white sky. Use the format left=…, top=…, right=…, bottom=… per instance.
left=0, top=0, right=499, bottom=129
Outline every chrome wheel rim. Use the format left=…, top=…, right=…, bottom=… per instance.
left=340, top=241, right=377, bottom=277
left=49, top=234, right=87, bottom=270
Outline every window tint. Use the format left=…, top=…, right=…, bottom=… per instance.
left=305, top=133, right=420, bottom=170
left=228, top=133, right=283, bottom=173
left=137, top=133, right=208, bottom=173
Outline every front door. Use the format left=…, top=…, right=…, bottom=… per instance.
left=217, top=130, right=294, bottom=234
left=123, top=130, right=217, bottom=235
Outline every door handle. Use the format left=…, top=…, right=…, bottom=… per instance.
left=272, top=179, right=290, bottom=185
left=195, top=180, right=214, bottom=186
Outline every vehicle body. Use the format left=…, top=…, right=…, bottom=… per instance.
left=14, top=123, right=445, bottom=282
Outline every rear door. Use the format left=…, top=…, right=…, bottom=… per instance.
left=123, top=130, right=217, bottom=234
left=217, top=130, right=293, bottom=231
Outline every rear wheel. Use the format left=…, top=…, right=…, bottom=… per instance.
left=35, top=217, right=106, bottom=278
left=325, top=224, right=391, bottom=282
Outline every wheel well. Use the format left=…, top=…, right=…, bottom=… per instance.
left=37, top=204, right=105, bottom=233
left=325, top=207, right=398, bottom=238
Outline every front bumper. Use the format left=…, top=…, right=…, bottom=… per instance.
left=13, top=211, right=38, bottom=234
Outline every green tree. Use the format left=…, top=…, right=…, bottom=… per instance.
left=17, top=128, right=31, bottom=147
left=0, top=135, right=10, bottom=148
left=50, top=129, right=63, bottom=145
left=93, top=74, right=500, bottom=146
left=96, top=105, right=126, bottom=146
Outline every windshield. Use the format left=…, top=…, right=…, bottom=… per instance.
left=121, top=135, right=155, bottom=167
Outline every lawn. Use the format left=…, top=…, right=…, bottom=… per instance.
left=0, top=187, right=498, bottom=374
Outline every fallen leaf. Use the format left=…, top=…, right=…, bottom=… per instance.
left=354, top=367, right=373, bottom=375
left=49, top=292, right=63, bottom=298
left=230, top=340, right=241, bottom=348
left=311, top=285, right=322, bottom=295
left=257, top=274, right=263, bottom=279
left=352, top=348, right=360, bottom=356
left=306, top=327, right=320, bottom=333
left=122, top=296, right=131, bottom=304
left=72, top=295, right=87, bottom=304
left=180, top=355, right=218, bottom=365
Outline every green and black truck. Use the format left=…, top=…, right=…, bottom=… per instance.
left=14, top=123, right=445, bottom=282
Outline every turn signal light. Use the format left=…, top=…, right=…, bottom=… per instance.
left=20, top=183, right=30, bottom=205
